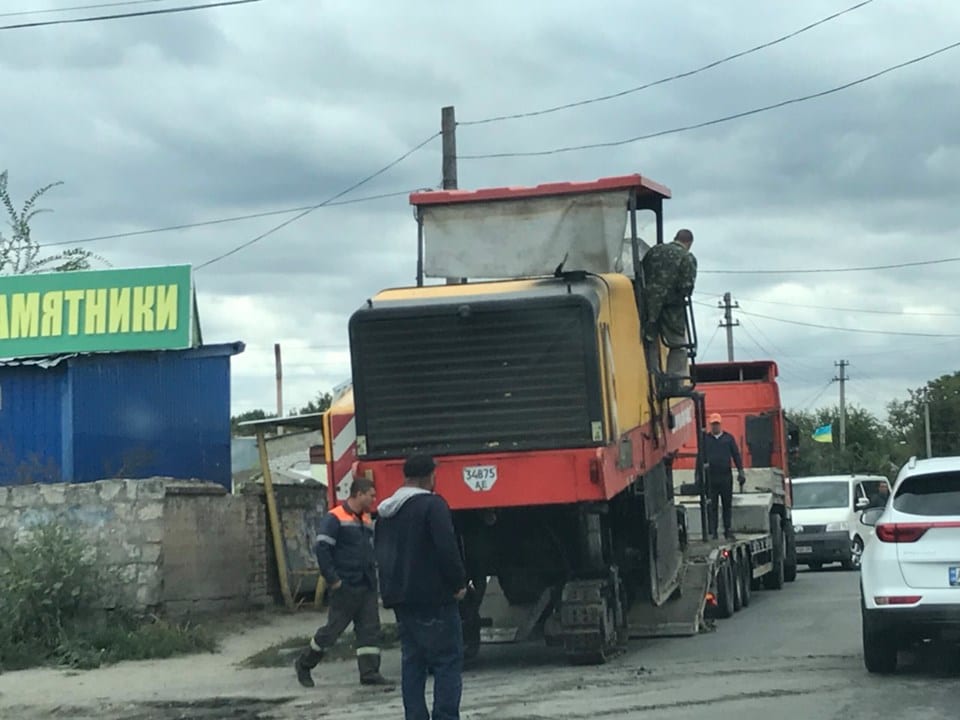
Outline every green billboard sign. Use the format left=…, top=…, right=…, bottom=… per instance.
left=0, top=265, right=193, bottom=359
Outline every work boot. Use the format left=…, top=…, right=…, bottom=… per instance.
left=725, top=530, right=737, bottom=540
left=295, top=647, right=323, bottom=688
left=358, top=653, right=394, bottom=687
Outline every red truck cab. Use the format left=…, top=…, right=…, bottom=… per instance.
left=673, top=361, right=799, bottom=496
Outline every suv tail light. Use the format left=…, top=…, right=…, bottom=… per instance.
left=875, top=523, right=930, bottom=543
left=876, top=520, right=960, bottom=543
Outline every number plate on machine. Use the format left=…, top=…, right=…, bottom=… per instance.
left=463, top=465, right=498, bottom=492
left=950, top=567, right=959, bottom=587
left=796, top=546, right=813, bottom=554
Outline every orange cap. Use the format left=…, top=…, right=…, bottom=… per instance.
left=708, top=413, right=722, bottom=424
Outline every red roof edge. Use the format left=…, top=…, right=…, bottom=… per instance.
left=410, top=173, right=672, bottom=207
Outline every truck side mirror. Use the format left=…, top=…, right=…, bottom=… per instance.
left=856, top=496, right=869, bottom=510
left=787, top=427, right=801, bottom=455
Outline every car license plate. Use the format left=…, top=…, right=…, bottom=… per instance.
left=463, top=465, right=497, bottom=492
left=796, top=546, right=813, bottom=554
left=950, top=567, right=959, bottom=587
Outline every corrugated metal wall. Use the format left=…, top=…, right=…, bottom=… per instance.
left=69, top=345, right=237, bottom=487
left=0, top=364, right=67, bottom=484
left=0, top=344, right=240, bottom=488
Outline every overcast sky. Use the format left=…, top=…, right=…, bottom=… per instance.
left=3, top=0, right=959, bottom=418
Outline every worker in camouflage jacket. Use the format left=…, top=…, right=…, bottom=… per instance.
left=641, top=228, right=697, bottom=379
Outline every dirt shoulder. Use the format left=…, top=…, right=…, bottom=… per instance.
left=0, top=609, right=395, bottom=719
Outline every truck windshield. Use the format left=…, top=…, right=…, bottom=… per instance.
left=791, top=481, right=849, bottom=509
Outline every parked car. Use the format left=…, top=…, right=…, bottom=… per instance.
left=791, top=474, right=891, bottom=570
left=859, top=456, right=960, bottom=673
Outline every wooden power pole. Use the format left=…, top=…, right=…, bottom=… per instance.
left=274, top=342, right=283, bottom=431
left=834, top=360, right=849, bottom=449
left=719, top=292, right=739, bottom=361
left=441, top=105, right=464, bottom=285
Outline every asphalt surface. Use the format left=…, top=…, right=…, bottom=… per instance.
left=300, top=567, right=959, bottom=720
left=4, top=567, right=958, bottom=719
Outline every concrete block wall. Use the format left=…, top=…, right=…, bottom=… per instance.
left=242, top=482, right=326, bottom=604
left=0, top=478, right=272, bottom=614
left=0, top=478, right=168, bottom=609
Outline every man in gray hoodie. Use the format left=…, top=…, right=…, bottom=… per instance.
left=375, top=454, right=467, bottom=720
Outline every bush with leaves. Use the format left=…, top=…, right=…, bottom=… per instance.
left=0, top=523, right=214, bottom=671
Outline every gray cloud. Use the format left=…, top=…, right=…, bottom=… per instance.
left=4, top=0, right=960, bottom=415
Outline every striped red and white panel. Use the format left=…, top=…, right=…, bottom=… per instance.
left=328, top=410, right=356, bottom=504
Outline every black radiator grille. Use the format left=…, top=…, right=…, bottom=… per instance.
left=350, top=296, right=603, bottom=458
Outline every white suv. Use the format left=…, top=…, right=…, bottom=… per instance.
left=859, top=456, right=960, bottom=673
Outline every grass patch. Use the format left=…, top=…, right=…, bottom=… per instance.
left=0, top=523, right=216, bottom=672
left=243, top=624, right=400, bottom=668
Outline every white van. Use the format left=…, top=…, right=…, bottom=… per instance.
left=791, top=474, right=891, bottom=570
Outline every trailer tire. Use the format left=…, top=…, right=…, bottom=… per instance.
left=732, top=554, right=743, bottom=612
left=763, top=515, right=785, bottom=590
left=739, top=552, right=752, bottom=608
left=783, top=519, right=798, bottom=583
left=716, top=562, right=735, bottom=619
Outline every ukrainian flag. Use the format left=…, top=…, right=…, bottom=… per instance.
left=812, top=424, right=833, bottom=444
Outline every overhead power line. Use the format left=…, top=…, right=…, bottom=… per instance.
left=697, top=290, right=960, bottom=317
left=699, top=255, right=960, bottom=275
left=0, top=1, right=165, bottom=18
left=194, top=131, right=441, bottom=270
left=798, top=379, right=836, bottom=411
left=459, top=39, right=960, bottom=160
left=40, top=189, right=420, bottom=249
left=0, top=0, right=261, bottom=30
left=735, top=306, right=960, bottom=338
left=699, top=323, right=721, bottom=357
left=461, top=0, right=875, bottom=127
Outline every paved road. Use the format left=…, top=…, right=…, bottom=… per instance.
left=293, top=568, right=958, bottom=720
left=4, top=568, right=957, bottom=719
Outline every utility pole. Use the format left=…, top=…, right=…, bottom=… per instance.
left=718, top=292, right=740, bottom=361
left=924, top=390, right=933, bottom=458
left=274, top=342, right=284, bottom=433
left=834, top=360, right=849, bottom=449
left=441, top=106, right=464, bottom=286
left=441, top=105, right=457, bottom=191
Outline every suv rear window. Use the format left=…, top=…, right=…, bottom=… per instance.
left=893, top=471, right=960, bottom=516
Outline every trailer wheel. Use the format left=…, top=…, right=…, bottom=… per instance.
left=739, top=552, right=752, bottom=608
left=715, top=562, right=735, bottom=619
left=731, top=555, right=743, bottom=612
left=783, top=519, right=798, bottom=583
left=763, top=515, right=785, bottom=590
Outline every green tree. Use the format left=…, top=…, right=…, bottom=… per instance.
left=298, top=391, right=332, bottom=415
left=230, top=408, right=275, bottom=436
left=888, top=371, right=960, bottom=459
left=0, top=170, right=105, bottom=275
left=788, top=404, right=903, bottom=479
left=230, top=389, right=332, bottom=436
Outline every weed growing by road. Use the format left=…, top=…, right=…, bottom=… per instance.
left=0, top=523, right=214, bottom=671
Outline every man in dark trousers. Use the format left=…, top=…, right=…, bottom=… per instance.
left=295, top=477, right=393, bottom=688
left=642, top=229, right=698, bottom=384
left=703, top=413, right=746, bottom=540
left=375, top=454, right=467, bottom=720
